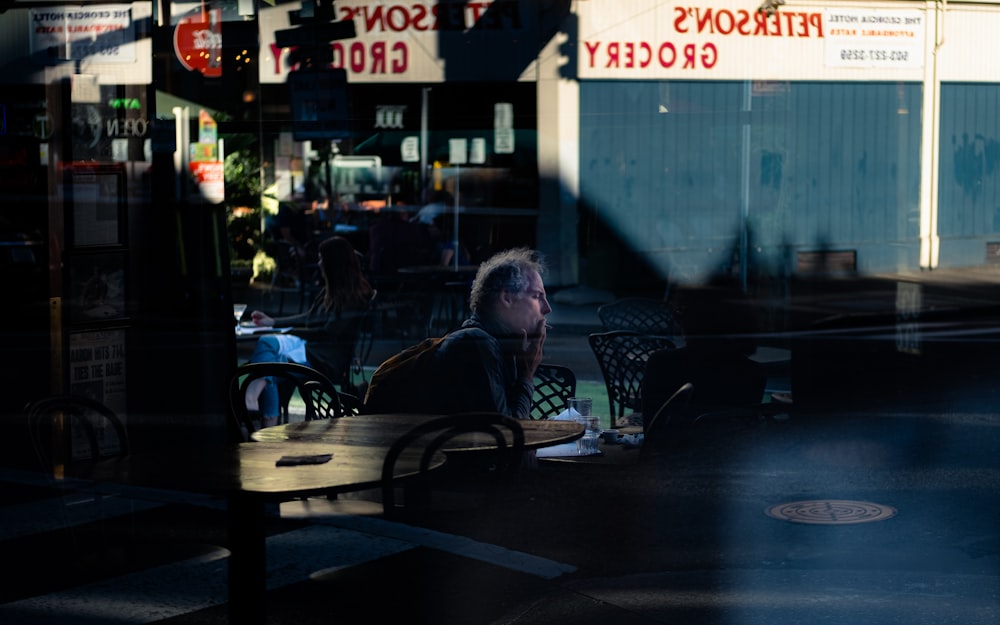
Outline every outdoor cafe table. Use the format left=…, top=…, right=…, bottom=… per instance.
left=122, top=415, right=577, bottom=624
left=251, top=412, right=585, bottom=451
left=91, top=437, right=443, bottom=625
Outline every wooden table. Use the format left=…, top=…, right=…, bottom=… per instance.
left=232, top=440, right=443, bottom=625
left=104, top=414, right=579, bottom=624
left=251, top=413, right=585, bottom=451
left=94, top=437, right=442, bottom=625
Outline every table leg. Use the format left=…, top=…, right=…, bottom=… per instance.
left=228, top=492, right=267, bottom=624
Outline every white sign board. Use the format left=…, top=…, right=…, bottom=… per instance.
left=577, top=0, right=927, bottom=81
left=823, top=8, right=924, bottom=69
left=470, top=138, right=486, bottom=164
left=29, top=6, right=136, bottom=63
left=401, top=136, right=420, bottom=162
left=449, top=138, right=468, bottom=165
left=494, top=128, right=514, bottom=154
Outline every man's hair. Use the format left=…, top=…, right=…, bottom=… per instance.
left=468, top=247, right=545, bottom=316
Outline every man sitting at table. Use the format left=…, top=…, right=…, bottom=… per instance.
left=363, top=247, right=550, bottom=419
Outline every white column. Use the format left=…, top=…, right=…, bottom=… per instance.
left=535, top=15, right=580, bottom=287
left=918, top=0, right=943, bottom=269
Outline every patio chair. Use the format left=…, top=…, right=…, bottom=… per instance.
left=24, top=394, right=138, bottom=558
left=640, top=346, right=785, bottom=457
left=228, top=362, right=351, bottom=442
left=640, top=345, right=769, bottom=431
left=531, top=363, right=577, bottom=419
left=297, top=291, right=378, bottom=397
left=598, top=297, right=685, bottom=344
left=25, top=394, right=129, bottom=477
left=588, top=331, right=677, bottom=427
left=280, top=412, right=525, bottom=521
left=639, top=382, right=695, bottom=461
left=380, top=411, right=525, bottom=514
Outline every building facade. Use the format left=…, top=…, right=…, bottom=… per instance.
left=2, top=0, right=1000, bottom=422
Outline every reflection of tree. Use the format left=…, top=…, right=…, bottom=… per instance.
left=952, top=132, right=1000, bottom=201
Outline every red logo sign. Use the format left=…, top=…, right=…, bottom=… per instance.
left=173, top=9, right=222, bottom=78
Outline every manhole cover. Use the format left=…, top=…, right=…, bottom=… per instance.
left=765, top=499, right=897, bottom=525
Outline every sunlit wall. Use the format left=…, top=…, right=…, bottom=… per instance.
left=579, top=80, right=924, bottom=285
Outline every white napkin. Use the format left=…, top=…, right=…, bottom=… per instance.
left=550, top=408, right=581, bottom=421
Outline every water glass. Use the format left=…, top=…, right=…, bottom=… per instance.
left=577, top=431, right=601, bottom=455
left=567, top=397, right=592, bottom=418
left=568, top=397, right=600, bottom=455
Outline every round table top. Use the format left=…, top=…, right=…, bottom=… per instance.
left=93, top=439, right=442, bottom=501
left=252, top=413, right=584, bottom=451
left=230, top=441, right=439, bottom=498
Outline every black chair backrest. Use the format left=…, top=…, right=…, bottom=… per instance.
left=531, top=363, right=577, bottom=419
left=588, top=331, right=677, bottom=421
left=598, top=297, right=684, bottom=339
left=337, top=390, right=364, bottom=416
left=641, top=346, right=768, bottom=431
left=228, top=362, right=346, bottom=442
left=301, top=291, right=378, bottom=395
left=380, top=412, right=525, bottom=515
left=640, top=382, right=695, bottom=461
left=25, top=395, right=129, bottom=476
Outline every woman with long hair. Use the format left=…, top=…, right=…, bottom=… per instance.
left=245, top=236, right=375, bottom=425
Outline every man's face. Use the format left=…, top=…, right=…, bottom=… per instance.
left=499, top=270, right=552, bottom=335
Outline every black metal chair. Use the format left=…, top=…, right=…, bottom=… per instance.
left=228, top=362, right=351, bottom=442
left=640, top=345, right=769, bottom=432
left=297, top=291, right=378, bottom=397
left=639, top=382, right=695, bottom=462
left=25, top=394, right=129, bottom=477
left=279, top=412, right=525, bottom=521
left=337, top=390, right=364, bottom=416
left=380, top=411, right=525, bottom=515
left=598, top=297, right=685, bottom=344
left=531, top=363, right=577, bottom=419
left=588, top=331, right=677, bottom=426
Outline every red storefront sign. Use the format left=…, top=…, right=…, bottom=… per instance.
left=173, top=9, right=222, bottom=77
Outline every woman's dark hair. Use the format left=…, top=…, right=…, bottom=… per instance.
left=317, top=236, right=373, bottom=311
left=468, top=247, right=545, bottom=316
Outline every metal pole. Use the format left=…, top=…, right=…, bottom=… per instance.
left=740, top=81, right=751, bottom=293
left=420, top=87, right=430, bottom=202
left=453, top=165, right=460, bottom=270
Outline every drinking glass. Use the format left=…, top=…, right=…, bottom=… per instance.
left=567, top=397, right=592, bottom=418
left=568, top=397, right=600, bottom=455
left=233, top=303, right=247, bottom=334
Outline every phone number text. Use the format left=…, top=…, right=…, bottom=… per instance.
left=840, top=48, right=910, bottom=62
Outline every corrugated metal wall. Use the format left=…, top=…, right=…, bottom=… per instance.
left=580, top=80, right=924, bottom=284
left=938, top=83, right=1000, bottom=266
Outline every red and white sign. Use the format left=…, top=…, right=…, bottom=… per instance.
left=576, top=0, right=928, bottom=81
left=174, top=9, right=223, bottom=77
left=259, top=0, right=533, bottom=84
left=190, top=161, right=225, bottom=204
